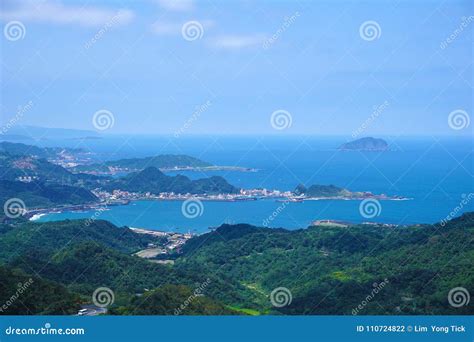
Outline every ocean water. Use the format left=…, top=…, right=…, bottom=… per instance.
left=36, top=135, right=474, bottom=233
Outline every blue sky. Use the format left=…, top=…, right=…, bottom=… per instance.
left=0, top=0, right=472, bottom=136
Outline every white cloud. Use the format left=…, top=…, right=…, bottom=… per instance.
left=0, top=0, right=134, bottom=28
left=155, top=0, right=194, bottom=12
left=209, top=34, right=266, bottom=49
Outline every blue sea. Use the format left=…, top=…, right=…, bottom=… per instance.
left=36, top=135, right=474, bottom=233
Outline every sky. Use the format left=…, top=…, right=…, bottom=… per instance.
left=0, top=0, right=472, bottom=136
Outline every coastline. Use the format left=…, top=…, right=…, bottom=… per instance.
left=26, top=193, right=412, bottom=223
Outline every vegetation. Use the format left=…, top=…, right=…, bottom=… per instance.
left=0, top=180, right=97, bottom=210
left=73, top=154, right=212, bottom=173
left=0, top=265, right=79, bottom=315
left=105, top=167, right=240, bottom=194
left=294, top=184, right=352, bottom=197
left=112, top=285, right=236, bottom=315
left=0, top=214, right=472, bottom=315
left=0, top=141, right=84, bottom=159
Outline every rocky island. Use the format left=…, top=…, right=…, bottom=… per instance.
left=338, top=137, right=389, bottom=151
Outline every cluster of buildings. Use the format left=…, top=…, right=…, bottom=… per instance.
left=48, top=150, right=93, bottom=169
left=16, top=175, right=38, bottom=183
left=92, top=188, right=297, bottom=203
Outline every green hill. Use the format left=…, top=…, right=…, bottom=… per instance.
left=73, top=154, right=212, bottom=173
left=0, top=214, right=472, bottom=315
left=0, top=265, right=79, bottom=315
left=106, top=166, right=240, bottom=194
left=0, top=180, right=97, bottom=210
left=176, top=214, right=474, bottom=315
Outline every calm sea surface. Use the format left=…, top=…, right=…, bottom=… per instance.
left=36, top=135, right=474, bottom=233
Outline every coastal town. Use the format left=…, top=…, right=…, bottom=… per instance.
left=91, top=187, right=408, bottom=204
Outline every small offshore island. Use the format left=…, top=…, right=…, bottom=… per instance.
left=338, top=137, right=389, bottom=151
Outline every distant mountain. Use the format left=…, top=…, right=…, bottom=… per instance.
left=73, top=154, right=212, bottom=173
left=4, top=125, right=100, bottom=140
left=338, top=137, right=389, bottom=151
left=106, top=166, right=240, bottom=195
left=0, top=141, right=84, bottom=159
